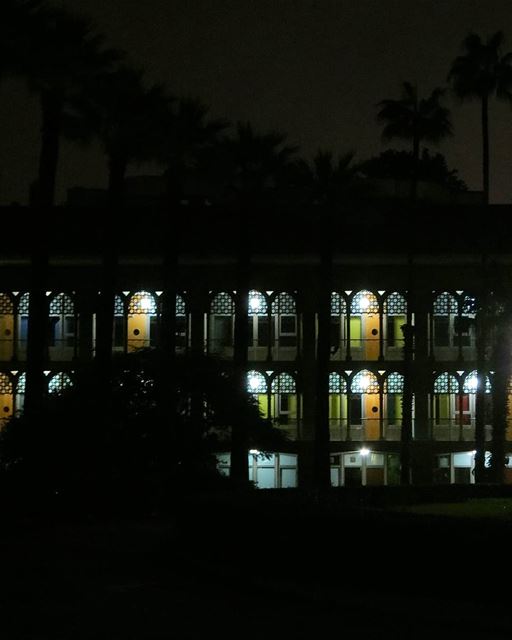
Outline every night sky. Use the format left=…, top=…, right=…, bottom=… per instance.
left=2, top=0, right=512, bottom=204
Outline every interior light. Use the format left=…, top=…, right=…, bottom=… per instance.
left=360, top=375, right=370, bottom=391
left=359, top=296, right=370, bottom=310
left=249, top=297, right=260, bottom=312
left=248, top=375, right=260, bottom=391
left=467, top=376, right=478, bottom=391
left=249, top=449, right=260, bottom=455
left=360, top=448, right=370, bottom=457
left=139, top=297, right=153, bottom=312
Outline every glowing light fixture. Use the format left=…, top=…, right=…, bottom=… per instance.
left=249, top=449, right=260, bottom=455
left=360, top=448, right=370, bottom=457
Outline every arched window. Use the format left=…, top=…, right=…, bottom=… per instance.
left=270, top=372, right=298, bottom=431
left=15, top=372, right=25, bottom=413
left=127, top=291, right=158, bottom=351
left=48, top=293, right=76, bottom=359
left=176, top=294, right=188, bottom=351
left=384, top=292, right=407, bottom=354
left=349, top=291, right=380, bottom=360
left=271, top=292, right=297, bottom=357
left=48, top=372, right=73, bottom=395
left=432, top=292, right=475, bottom=359
left=349, top=370, right=380, bottom=440
left=209, top=292, right=235, bottom=356
left=384, top=372, right=404, bottom=436
left=0, top=373, right=13, bottom=424
left=248, top=291, right=271, bottom=359
left=0, top=294, right=15, bottom=361
left=113, top=295, right=126, bottom=350
left=329, top=371, right=348, bottom=436
left=247, top=370, right=270, bottom=420
left=330, top=292, right=347, bottom=359
left=433, top=372, right=469, bottom=440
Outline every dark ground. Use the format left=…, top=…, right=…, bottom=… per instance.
left=1, top=491, right=511, bottom=639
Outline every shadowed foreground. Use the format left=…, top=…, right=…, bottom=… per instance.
left=1, top=491, right=511, bottom=639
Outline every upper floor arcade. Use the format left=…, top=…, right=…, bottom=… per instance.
left=0, top=286, right=481, bottom=366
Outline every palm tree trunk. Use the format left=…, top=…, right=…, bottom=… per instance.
left=26, top=90, right=63, bottom=414
left=474, top=294, right=488, bottom=482
left=37, top=90, right=62, bottom=207
left=231, top=247, right=250, bottom=485
left=490, top=314, right=511, bottom=483
left=108, top=155, right=127, bottom=208
left=411, top=132, right=420, bottom=202
left=400, top=258, right=415, bottom=484
left=314, top=231, right=332, bottom=490
left=482, top=94, right=489, bottom=205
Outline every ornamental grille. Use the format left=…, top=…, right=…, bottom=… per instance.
left=351, top=370, right=380, bottom=394
left=248, top=291, right=268, bottom=315
left=247, top=370, right=268, bottom=394
left=384, top=372, right=404, bottom=394
left=48, top=372, right=73, bottom=394
left=351, top=291, right=379, bottom=315
left=329, top=372, right=347, bottom=393
left=271, top=372, right=296, bottom=393
left=176, top=294, right=186, bottom=316
left=384, top=292, right=407, bottom=315
left=16, top=373, right=25, bottom=393
left=463, top=371, right=492, bottom=394
left=0, top=294, right=13, bottom=315
left=461, top=295, right=477, bottom=317
left=434, top=372, right=459, bottom=394
left=331, top=292, right=347, bottom=316
left=0, top=374, right=12, bottom=394
left=128, top=291, right=157, bottom=315
left=114, top=295, right=125, bottom=315
left=49, top=293, right=74, bottom=315
left=433, top=292, right=458, bottom=315
left=210, top=292, right=235, bottom=314
left=271, top=292, right=296, bottom=315
left=18, top=293, right=29, bottom=314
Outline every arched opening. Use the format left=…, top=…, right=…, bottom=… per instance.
left=270, top=372, right=298, bottom=438
left=0, top=373, right=13, bottom=427
left=330, top=292, right=347, bottom=361
left=328, top=371, right=348, bottom=440
left=349, top=291, right=380, bottom=360
left=271, top=292, right=297, bottom=360
left=384, top=372, right=404, bottom=441
left=48, top=293, right=76, bottom=360
left=248, top=291, right=270, bottom=360
left=0, top=294, right=14, bottom=361
left=349, top=370, right=380, bottom=440
left=383, top=292, right=407, bottom=358
left=127, top=291, right=158, bottom=351
left=208, top=292, right=235, bottom=357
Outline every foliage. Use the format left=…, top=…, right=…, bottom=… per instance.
left=358, top=148, right=467, bottom=191
left=448, top=32, right=512, bottom=102
left=376, top=82, right=453, bottom=148
left=0, top=351, right=286, bottom=512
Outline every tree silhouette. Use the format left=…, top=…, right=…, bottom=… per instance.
left=159, top=97, right=228, bottom=203
left=448, top=32, right=512, bottom=204
left=376, top=82, right=452, bottom=201
left=291, top=149, right=362, bottom=205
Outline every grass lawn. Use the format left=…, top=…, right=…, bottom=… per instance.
left=396, top=497, right=512, bottom=519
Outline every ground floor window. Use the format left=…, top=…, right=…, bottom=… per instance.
left=216, top=452, right=298, bottom=488
left=330, top=450, right=400, bottom=487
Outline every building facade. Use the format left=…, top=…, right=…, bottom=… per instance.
left=1, top=204, right=511, bottom=488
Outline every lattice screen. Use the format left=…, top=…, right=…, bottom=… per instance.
left=384, top=292, right=407, bottom=315
left=331, top=292, right=347, bottom=316
left=271, top=292, right=296, bottom=315
left=248, top=291, right=268, bottom=315
left=49, top=293, right=74, bottom=315
left=384, top=372, right=404, bottom=394
left=247, top=370, right=268, bottom=394
left=434, top=372, right=459, bottom=394
left=351, top=291, right=379, bottom=315
left=271, top=372, right=296, bottom=393
left=351, top=370, right=380, bottom=394
left=210, top=292, right=235, bottom=314
left=128, top=291, right=157, bottom=315
left=433, top=292, right=458, bottom=315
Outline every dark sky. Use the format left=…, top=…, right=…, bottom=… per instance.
left=2, top=0, right=512, bottom=204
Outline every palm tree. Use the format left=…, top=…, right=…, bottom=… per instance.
left=376, top=82, right=453, bottom=201
left=292, top=149, right=362, bottom=205
left=448, top=32, right=512, bottom=204
left=7, top=5, right=120, bottom=413
left=92, top=66, right=171, bottom=207
left=20, top=7, right=121, bottom=206
left=160, top=97, right=228, bottom=203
